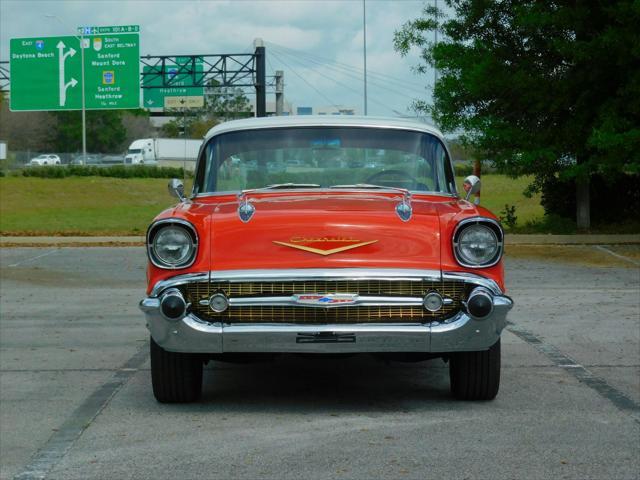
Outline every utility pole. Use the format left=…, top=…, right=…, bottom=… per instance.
left=363, top=0, right=368, bottom=115
left=254, top=38, right=266, bottom=117
left=275, top=70, right=284, bottom=116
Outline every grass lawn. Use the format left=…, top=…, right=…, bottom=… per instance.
left=0, top=175, right=541, bottom=235
left=456, top=174, right=542, bottom=227
left=0, top=177, right=178, bottom=235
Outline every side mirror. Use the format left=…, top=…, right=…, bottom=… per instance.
left=168, top=178, right=186, bottom=202
left=463, top=175, right=481, bottom=201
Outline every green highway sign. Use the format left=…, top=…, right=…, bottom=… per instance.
left=142, top=57, right=204, bottom=109
left=10, top=29, right=140, bottom=111
left=78, top=25, right=139, bottom=35
left=164, top=96, right=205, bottom=108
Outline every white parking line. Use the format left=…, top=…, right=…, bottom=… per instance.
left=7, top=249, right=58, bottom=267
left=595, top=245, right=640, bottom=266
left=12, top=345, right=148, bottom=480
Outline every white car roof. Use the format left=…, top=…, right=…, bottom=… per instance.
left=203, top=115, right=445, bottom=141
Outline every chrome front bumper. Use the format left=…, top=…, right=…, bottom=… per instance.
left=140, top=269, right=513, bottom=354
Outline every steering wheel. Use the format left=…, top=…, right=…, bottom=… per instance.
left=364, top=169, right=422, bottom=190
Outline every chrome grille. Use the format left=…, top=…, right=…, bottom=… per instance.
left=182, top=280, right=464, bottom=323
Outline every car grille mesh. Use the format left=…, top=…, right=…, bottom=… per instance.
left=182, top=280, right=464, bottom=324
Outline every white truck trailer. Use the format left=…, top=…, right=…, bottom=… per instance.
left=124, top=138, right=202, bottom=168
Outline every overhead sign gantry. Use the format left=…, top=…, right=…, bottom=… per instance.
left=140, top=39, right=266, bottom=116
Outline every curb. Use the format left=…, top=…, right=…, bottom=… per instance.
left=0, top=236, right=145, bottom=247
left=1, top=234, right=639, bottom=247
left=504, top=234, right=640, bottom=245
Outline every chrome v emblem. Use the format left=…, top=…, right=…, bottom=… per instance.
left=272, top=240, right=378, bottom=256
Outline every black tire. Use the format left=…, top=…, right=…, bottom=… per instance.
left=150, top=336, right=203, bottom=403
left=449, top=339, right=501, bottom=400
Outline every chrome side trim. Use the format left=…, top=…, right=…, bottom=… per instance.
left=146, top=218, right=199, bottom=270
left=442, top=271, right=503, bottom=295
left=451, top=217, right=504, bottom=269
left=150, top=272, right=209, bottom=297
left=228, top=295, right=425, bottom=308
left=140, top=297, right=160, bottom=312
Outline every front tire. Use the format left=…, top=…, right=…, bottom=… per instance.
left=449, top=339, right=501, bottom=400
left=150, top=336, right=203, bottom=403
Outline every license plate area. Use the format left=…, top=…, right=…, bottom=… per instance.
left=296, top=332, right=356, bottom=344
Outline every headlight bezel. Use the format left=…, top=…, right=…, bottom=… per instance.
left=147, top=218, right=198, bottom=270
left=452, top=217, right=504, bottom=268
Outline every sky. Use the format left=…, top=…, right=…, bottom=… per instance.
left=0, top=0, right=436, bottom=117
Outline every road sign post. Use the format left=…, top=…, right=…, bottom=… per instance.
left=81, top=31, right=86, bottom=157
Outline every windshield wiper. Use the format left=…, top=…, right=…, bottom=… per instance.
left=243, top=183, right=321, bottom=193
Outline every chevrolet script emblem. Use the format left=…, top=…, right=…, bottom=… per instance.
left=273, top=236, right=378, bottom=256
left=293, top=293, right=359, bottom=307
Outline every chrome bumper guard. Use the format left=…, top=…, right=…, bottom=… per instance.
left=140, top=269, right=513, bottom=354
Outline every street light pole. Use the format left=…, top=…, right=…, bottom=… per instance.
left=45, top=15, right=86, bottom=157
left=362, top=0, right=368, bottom=116
left=434, top=0, right=438, bottom=89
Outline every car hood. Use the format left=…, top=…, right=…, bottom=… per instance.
left=203, top=193, right=442, bottom=271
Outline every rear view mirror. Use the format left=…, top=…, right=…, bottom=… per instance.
left=463, top=175, right=481, bottom=201
left=168, top=178, right=186, bottom=201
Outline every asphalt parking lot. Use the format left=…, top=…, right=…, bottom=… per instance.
left=1, top=246, right=638, bottom=480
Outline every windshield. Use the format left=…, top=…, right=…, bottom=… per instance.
left=194, top=127, right=455, bottom=195
left=128, top=149, right=142, bottom=154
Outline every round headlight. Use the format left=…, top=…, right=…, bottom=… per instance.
left=151, top=224, right=196, bottom=268
left=455, top=222, right=501, bottom=267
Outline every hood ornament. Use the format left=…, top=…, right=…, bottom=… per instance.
left=396, top=191, right=412, bottom=222
left=237, top=192, right=255, bottom=223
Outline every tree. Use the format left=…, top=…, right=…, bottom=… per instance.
left=160, top=80, right=250, bottom=139
left=204, top=80, right=252, bottom=120
left=122, top=110, right=155, bottom=148
left=395, top=1, right=640, bottom=228
left=159, top=113, right=218, bottom=139
left=0, top=101, right=56, bottom=153
left=50, top=110, right=127, bottom=153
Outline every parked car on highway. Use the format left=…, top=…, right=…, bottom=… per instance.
left=101, top=155, right=126, bottom=165
left=28, top=154, right=61, bottom=166
left=71, top=154, right=102, bottom=166
left=139, top=116, right=513, bottom=403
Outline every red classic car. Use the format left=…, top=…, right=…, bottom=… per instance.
left=140, top=116, right=513, bottom=403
